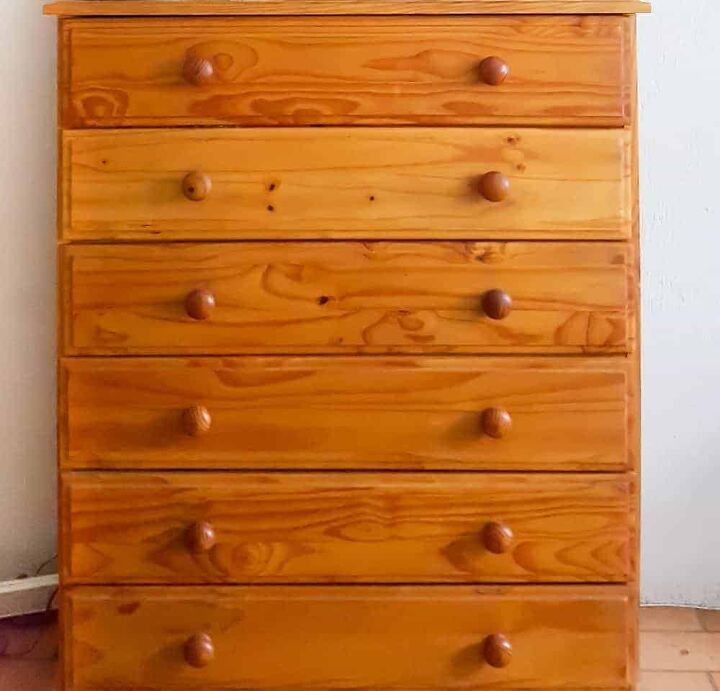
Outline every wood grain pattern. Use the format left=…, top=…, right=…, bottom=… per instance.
left=61, top=128, right=632, bottom=241
left=63, top=584, right=631, bottom=690
left=20, top=610, right=720, bottom=691
left=61, top=471, right=632, bottom=584
left=60, top=356, right=630, bottom=471
left=45, top=1, right=653, bottom=17
left=46, top=2, right=645, bottom=688
left=61, top=16, right=630, bottom=127
left=625, top=19, right=641, bottom=685
left=62, top=241, right=631, bottom=356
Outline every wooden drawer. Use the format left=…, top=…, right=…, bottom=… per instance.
left=61, top=356, right=630, bottom=471
left=61, top=16, right=631, bottom=128
left=62, top=241, right=631, bottom=355
left=63, top=585, right=631, bottom=690
left=61, top=128, right=632, bottom=241
left=62, top=472, right=632, bottom=585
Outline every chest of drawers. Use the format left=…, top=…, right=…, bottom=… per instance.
left=46, top=0, right=649, bottom=688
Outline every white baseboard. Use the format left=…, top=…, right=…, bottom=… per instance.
left=0, top=574, right=59, bottom=618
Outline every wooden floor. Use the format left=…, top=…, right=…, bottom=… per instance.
left=1, top=607, right=719, bottom=689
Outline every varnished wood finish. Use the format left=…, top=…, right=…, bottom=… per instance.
left=183, top=520, right=217, bottom=554
left=481, top=288, right=514, bottom=321
left=48, top=3, right=645, bottom=688
left=60, top=356, right=630, bottom=471
left=180, top=405, right=212, bottom=437
left=61, top=128, right=633, bottom=241
left=478, top=56, right=510, bottom=86
left=183, top=632, right=214, bottom=669
left=478, top=172, right=511, bottom=203
left=45, top=1, right=653, bottom=16
left=20, top=608, right=720, bottom=691
left=183, top=288, right=215, bottom=321
left=482, top=521, right=515, bottom=555
left=181, top=171, right=211, bottom=202
left=182, top=53, right=215, bottom=87
left=628, top=20, right=642, bottom=686
left=480, top=407, right=513, bottom=439
left=61, top=16, right=631, bottom=128
left=63, top=585, right=631, bottom=690
left=62, top=241, right=631, bottom=355
left=483, top=633, right=514, bottom=668
left=61, top=472, right=631, bottom=584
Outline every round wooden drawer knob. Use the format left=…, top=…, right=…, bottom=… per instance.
left=479, top=171, right=510, bottom=202
left=482, top=522, right=514, bottom=555
left=182, top=405, right=212, bottom=437
left=183, top=52, right=215, bottom=86
left=184, top=632, right=215, bottom=668
left=185, top=288, right=216, bottom=321
left=482, top=289, right=512, bottom=320
left=185, top=520, right=217, bottom=554
left=479, top=56, right=510, bottom=86
left=182, top=171, right=212, bottom=202
left=481, top=407, right=512, bottom=439
left=482, top=633, right=513, bottom=668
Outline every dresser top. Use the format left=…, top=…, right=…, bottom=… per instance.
left=44, top=0, right=651, bottom=16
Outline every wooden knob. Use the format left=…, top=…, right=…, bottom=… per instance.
left=481, top=407, right=512, bottom=439
left=182, top=405, right=212, bottom=437
left=182, top=171, right=212, bottom=202
left=482, top=289, right=512, bottom=320
left=185, top=520, right=217, bottom=554
left=479, top=171, right=510, bottom=202
left=482, top=522, right=514, bottom=554
left=185, top=289, right=215, bottom=321
left=183, top=52, right=215, bottom=86
left=483, top=634, right=513, bottom=668
left=479, top=56, right=510, bottom=86
left=184, top=632, right=215, bottom=668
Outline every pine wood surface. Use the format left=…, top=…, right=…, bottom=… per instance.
left=60, top=356, right=631, bottom=472
left=62, top=241, right=631, bottom=356
left=61, top=471, right=632, bottom=584
left=63, top=585, right=631, bottom=690
left=45, top=1, right=652, bottom=17
left=60, top=127, right=632, bottom=241
left=10, top=607, right=720, bottom=691
left=61, top=16, right=630, bottom=128
left=45, top=4, right=646, bottom=689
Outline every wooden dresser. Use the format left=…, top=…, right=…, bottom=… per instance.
left=45, top=0, right=650, bottom=688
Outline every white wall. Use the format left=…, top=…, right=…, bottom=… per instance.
left=0, top=0, right=718, bottom=605
left=638, top=1, right=720, bottom=606
left=0, top=0, right=57, bottom=581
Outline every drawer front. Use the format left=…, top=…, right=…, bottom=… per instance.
left=62, top=472, right=631, bottom=585
left=62, top=242, right=631, bottom=355
left=64, top=585, right=630, bottom=690
left=61, top=356, right=629, bottom=471
left=61, top=128, right=632, bottom=241
left=62, top=16, right=630, bottom=128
